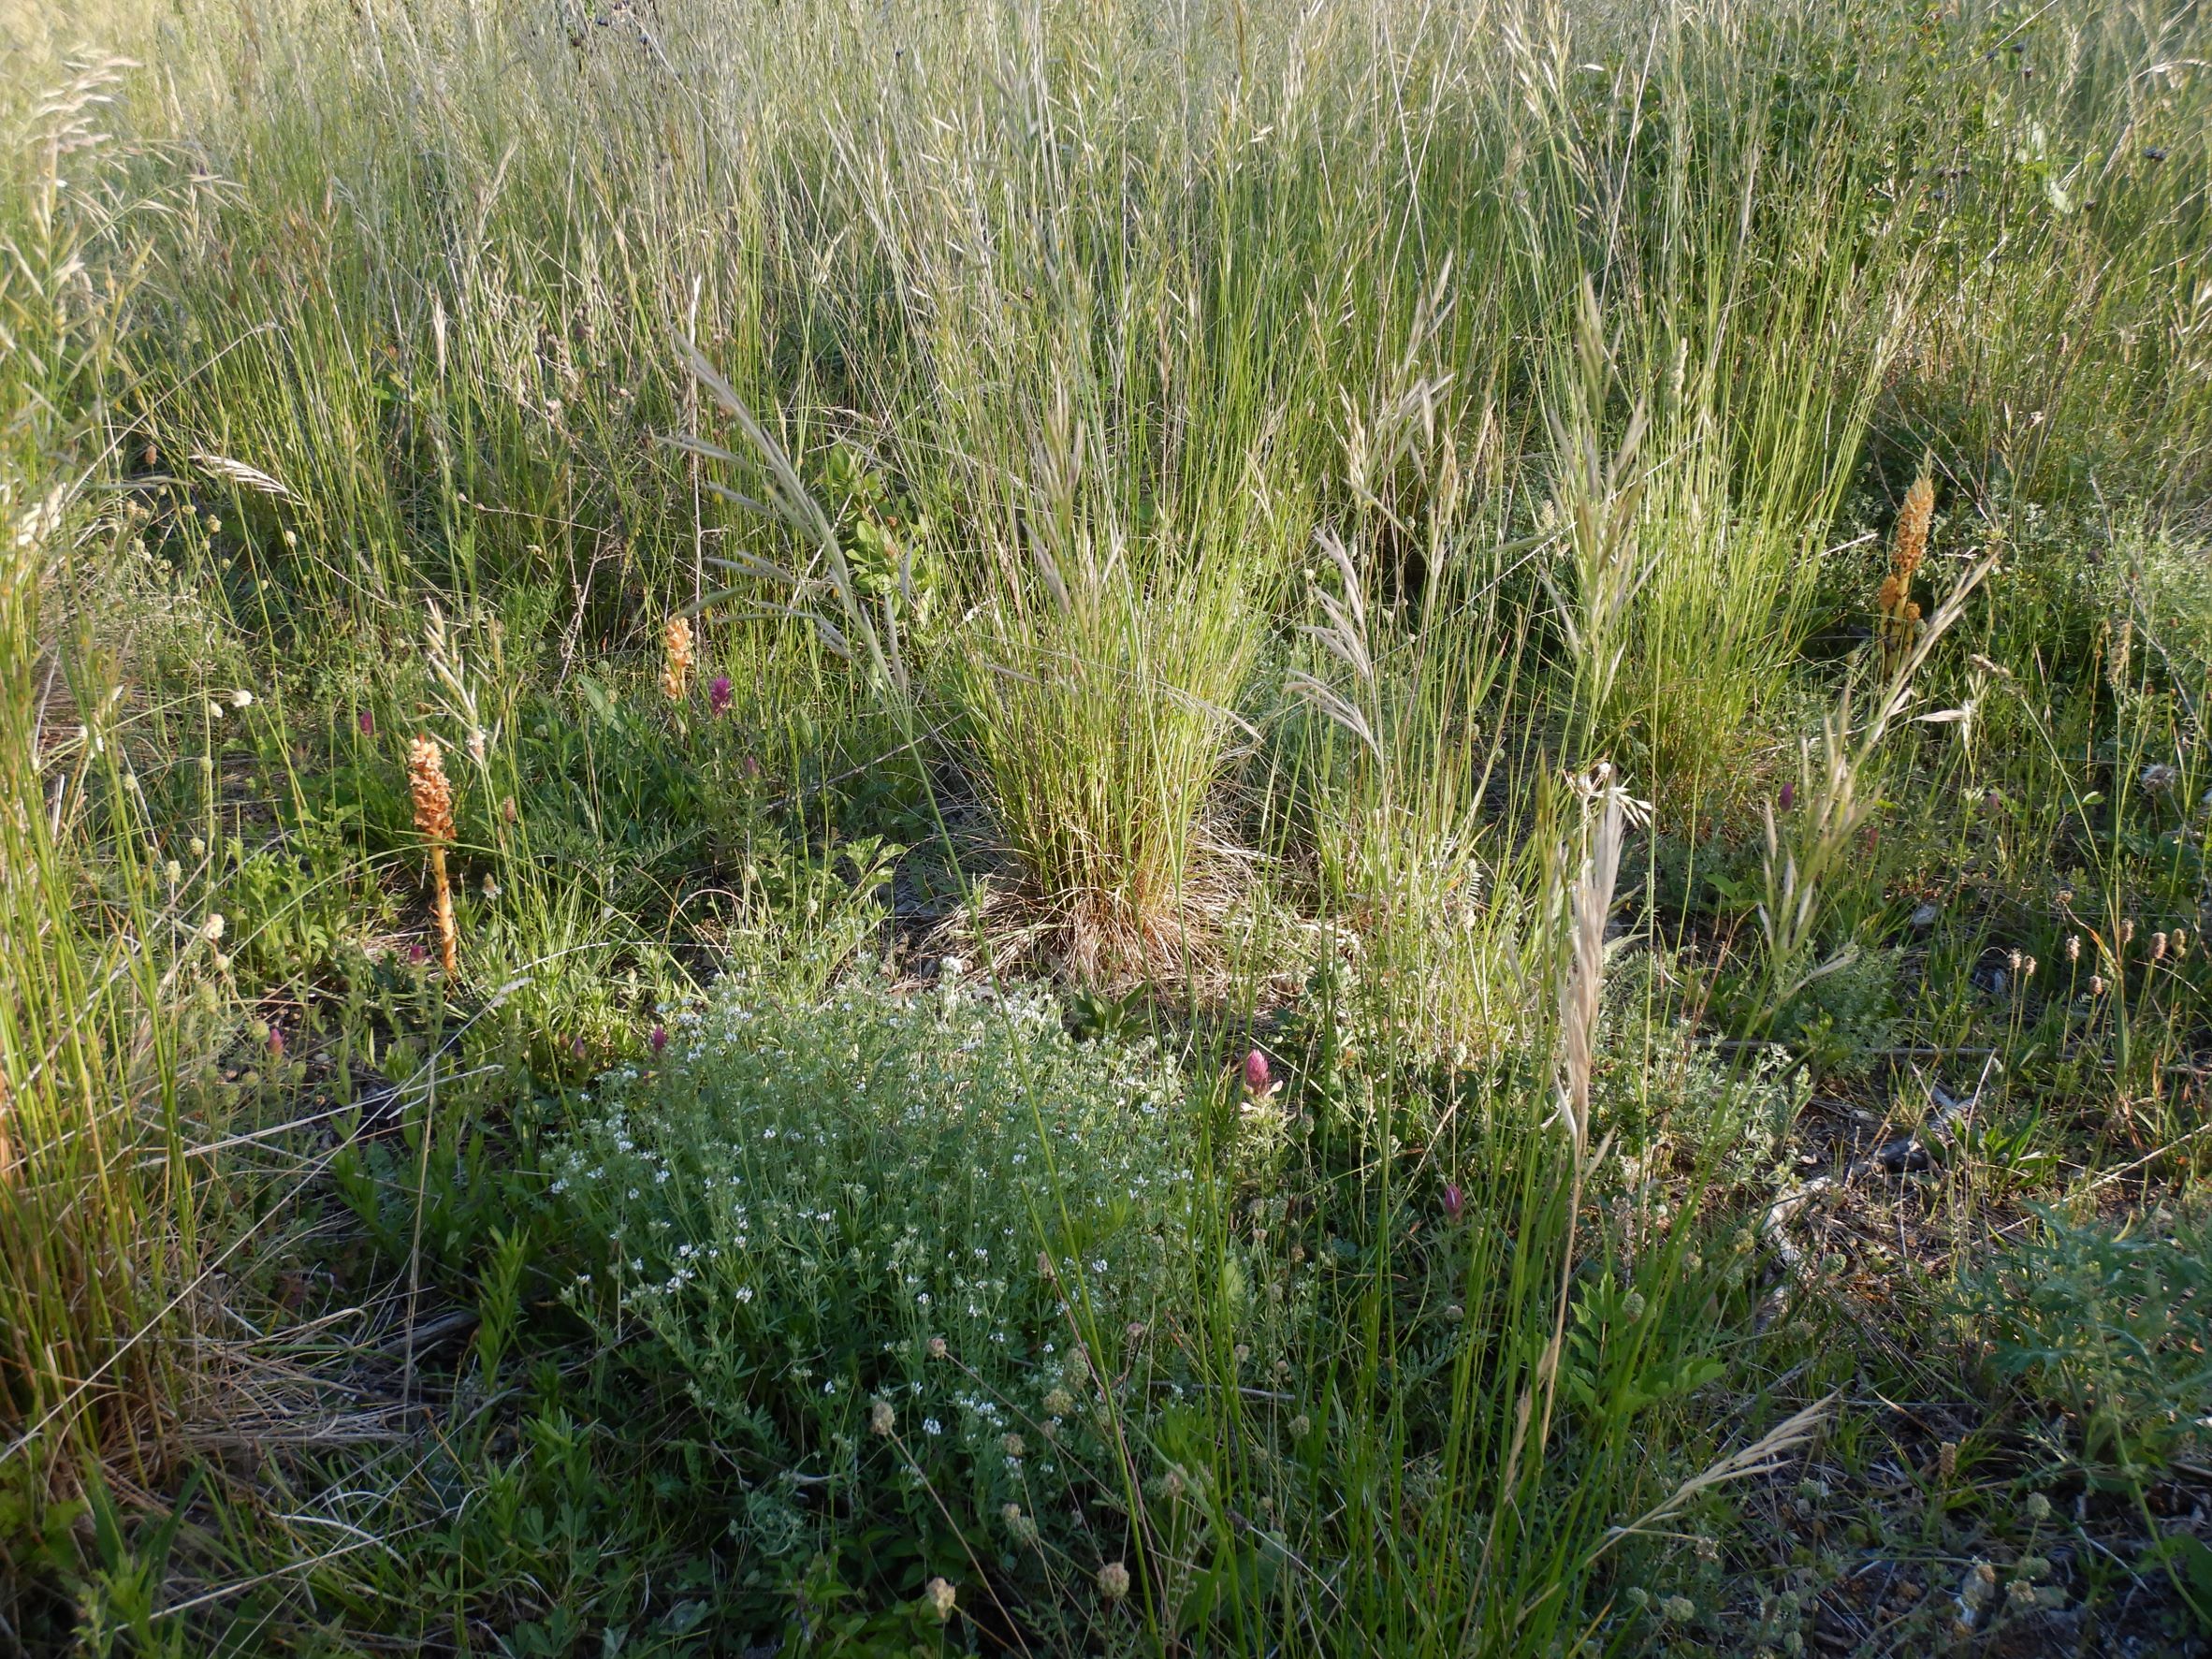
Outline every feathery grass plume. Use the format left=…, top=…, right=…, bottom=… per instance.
left=662, top=614, right=695, bottom=704
left=1554, top=764, right=1641, bottom=1157
left=674, top=340, right=909, bottom=702
left=1482, top=764, right=1646, bottom=1588
left=408, top=736, right=458, bottom=977
left=1539, top=766, right=1644, bottom=1438
left=1288, top=531, right=1381, bottom=762
left=1877, top=474, right=1933, bottom=676
left=1541, top=282, right=1652, bottom=764
left=188, top=451, right=294, bottom=501
left=1584, top=1391, right=1840, bottom=1565
left=421, top=603, right=502, bottom=771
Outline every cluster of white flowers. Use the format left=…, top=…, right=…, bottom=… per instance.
left=546, top=974, right=1198, bottom=1545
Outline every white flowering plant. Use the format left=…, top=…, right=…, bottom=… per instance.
left=547, top=970, right=1197, bottom=1600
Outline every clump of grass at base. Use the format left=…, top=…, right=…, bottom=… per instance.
left=957, top=558, right=1262, bottom=988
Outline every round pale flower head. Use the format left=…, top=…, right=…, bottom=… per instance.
left=201, top=912, right=226, bottom=943
left=230, top=688, right=253, bottom=709
left=869, top=1399, right=895, bottom=1436
left=926, top=1335, right=947, bottom=1360
left=1097, top=1561, right=1130, bottom=1602
left=924, top=1578, right=955, bottom=1622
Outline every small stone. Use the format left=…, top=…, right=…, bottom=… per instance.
left=1909, top=902, right=1939, bottom=928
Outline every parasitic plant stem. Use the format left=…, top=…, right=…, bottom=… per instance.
left=408, top=735, right=458, bottom=977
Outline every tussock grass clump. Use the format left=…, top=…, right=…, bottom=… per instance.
left=957, top=560, right=1261, bottom=988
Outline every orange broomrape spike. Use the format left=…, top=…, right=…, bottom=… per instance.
left=408, top=735, right=458, bottom=976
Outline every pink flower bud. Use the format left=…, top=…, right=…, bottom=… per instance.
left=1243, top=1049, right=1273, bottom=1095
left=1442, top=1182, right=1464, bottom=1222
left=1777, top=780, right=1795, bottom=812
left=649, top=1025, right=668, bottom=1054
left=269, top=1026, right=285, bottom=1059
left=358, top=708, right=375, bottom=735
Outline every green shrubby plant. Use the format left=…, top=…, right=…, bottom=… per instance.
left=1960, top=1204, right=2212, bottom=1477
left=1768, top=946, right=1904, bottom=1084
left=547, top=972, right=1198, bottom=1612
left=1606, top=1032, right=1809, bottom=1200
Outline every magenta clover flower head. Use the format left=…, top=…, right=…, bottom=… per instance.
left=709, top=675, right=733, bottom=716
left=1777, top=779, right=1795, bottom=812
left=1442, top=1182, right=1465, bottom=1223
left=1243, top=1049, right=1273, bottom=1096
left=649, top=1024, right=668, bottom=1055
left=358, top=708, right=375, bottom=736
left=269, top=1026, right=285, bottom=1060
